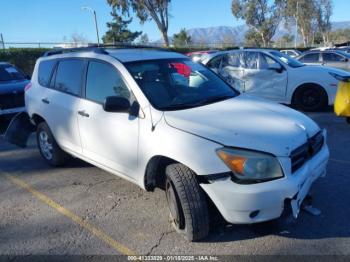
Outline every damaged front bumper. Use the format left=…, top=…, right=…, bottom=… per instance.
left=200, top=142, right=329, bottom=224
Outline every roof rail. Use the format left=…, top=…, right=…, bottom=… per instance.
left=42, top=46, right=108, bottom=57
left=42, top=44, right=170, bottom=57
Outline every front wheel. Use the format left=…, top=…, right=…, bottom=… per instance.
left=292, top=85, right=328, bottom=112
left=36, top=122, right=70, bottom=166
left=165, top=163, right=210, bottom=241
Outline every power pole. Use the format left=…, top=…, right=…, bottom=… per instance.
left=0, top=33, right=5, bottom=50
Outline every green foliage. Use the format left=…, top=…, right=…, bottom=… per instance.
left=102, top=10, right=142, bottom=44
left=173, top=29, right=192, bottom=47
left=0, top=48, right=48, bottom=76
left=232, top=0, right=283, bottom=47
left=244, top=29, right=263, bottom=47
left=107, top=0, right=171, bottom=46
left=330, top=29, right=350, bottom=44
left=138, top=33, right=149, bottom=45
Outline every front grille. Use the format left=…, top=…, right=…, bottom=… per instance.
left=290, top=131, right=324, bottom=173
left=0, top=92, right=24, bottom=110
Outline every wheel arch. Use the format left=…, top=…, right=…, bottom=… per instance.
left=31, top=113, right=46, bottom=126
left=144, top=154, right=211, bottom=192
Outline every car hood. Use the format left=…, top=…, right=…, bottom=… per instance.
left=164, top=95, right=320, bottom=156
left=0, top=80, right=29, bottom=95
left=301, top=64, right=350, bottom=75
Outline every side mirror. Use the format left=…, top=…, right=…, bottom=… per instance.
left=26, top=75, right=31, bottom=80
left=103, top=96, right=131, bottom=113
left=269, top=63, right=283, bottom=73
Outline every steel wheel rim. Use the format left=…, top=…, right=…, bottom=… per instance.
left=39, top=131, right=53, bottom=160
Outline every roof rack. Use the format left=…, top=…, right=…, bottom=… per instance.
left=42, top=44, right=169, bottom=57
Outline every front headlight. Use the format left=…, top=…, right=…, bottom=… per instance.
left=216, top=148, right=284, bottom=183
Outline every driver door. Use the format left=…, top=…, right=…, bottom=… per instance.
left=242, top=51, right=287, bottom=102
left=77, top=60, right=139, bottom=177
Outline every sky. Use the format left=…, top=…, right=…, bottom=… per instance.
left=0, top=0, right=349, bottom=43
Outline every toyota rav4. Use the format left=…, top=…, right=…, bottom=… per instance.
left=8, top=47, right=329, bottom=241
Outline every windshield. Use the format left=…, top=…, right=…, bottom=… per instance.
left=335, top=50, right=350, bottom=58
left=125, top=58, right=238, bottom=111
left=0, top=64, right=26, bottom=82
left=269, top=51, right=305, bottom=68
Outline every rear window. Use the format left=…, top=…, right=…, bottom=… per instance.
left=38, top=60, right=56, bottom=87
left=54, top=59, right=84, bottom=96
left=0, top=64, right=26, bottom=81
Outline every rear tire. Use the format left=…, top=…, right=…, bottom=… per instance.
left=292, top=84, right=328, bottom=112
left=165, top=163, right=210, bottom=241
left=36, top=122, right=70, bottom=166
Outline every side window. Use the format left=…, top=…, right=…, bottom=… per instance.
left=38, top=60, right=56, bottom=87
left=323, top=53, right=344, bottom=62
left=206, top=55, right=223, bottom=69
left=300, top=53, right=319, bottom=63
left=244, top=52, right=259, bottom=69
left=259, top=53, right=280, bottom=69
left=224, top=52, right=243, bottom=68
left=85, top=61, right=130, bottom=104
left=54, top=59, right=84, bottom=96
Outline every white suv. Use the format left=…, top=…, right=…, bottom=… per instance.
left=21, top=47, right=329, bottom=241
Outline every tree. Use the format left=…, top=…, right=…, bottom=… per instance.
left=70, top=33, right=89, bottom=47
left=102, top=9, right=142, bottom=44
left=138, top=33, right=149, bottom=45
left=244, top=29, right=263, bottom=47
left=231, top=0, right=283, bottom=47
left=276, top=33, right=294, bottom=47
left=315, top=0, right=333, bottom=45
left=107, top=0, right=171, bottom=47
left=329, top=29, right=350, bottom=44
left=173, top=29, right=191, bottom=47
left=282, top=0, right=317, bottom=47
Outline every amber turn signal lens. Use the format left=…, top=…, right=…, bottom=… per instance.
left=217, top=151, right=246, bottom=175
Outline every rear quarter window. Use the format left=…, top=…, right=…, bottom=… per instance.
left=54, top=59, right=84, bottom=96
left=38, top=60, right=56, bottom=87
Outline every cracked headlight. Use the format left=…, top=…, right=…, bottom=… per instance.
left=216, top=148, right=284, bottom=183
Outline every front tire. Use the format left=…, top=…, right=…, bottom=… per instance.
left=292, top=84, right=328, bottom=112
left=165, top=163, right=209, bottom=241
left=36, top=122, right=70, bottom=166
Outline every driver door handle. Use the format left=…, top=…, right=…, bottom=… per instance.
left=78, top=110, right=89, bottom=118
left=41, top=98, right=50, bottom=104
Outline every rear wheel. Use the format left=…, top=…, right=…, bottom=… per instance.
left=36, top=122, right=70, bottom=166
left=165, top=163, right=209, bottom=241
left=292, top=85, right=328, bottom=112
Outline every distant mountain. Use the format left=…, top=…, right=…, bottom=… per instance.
left=154, top=21, right=350, bottom=45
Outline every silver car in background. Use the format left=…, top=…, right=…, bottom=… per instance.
left=297, top=50, right=350, bottom=71
left=281, top=49, right=302, bottom=58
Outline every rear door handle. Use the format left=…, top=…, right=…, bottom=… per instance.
left=41, top=98, right=50, bottom=104
left=78, top=110, right=89, bottom=117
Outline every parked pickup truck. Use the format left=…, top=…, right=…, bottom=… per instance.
left=0, top=62, right=30, bottom=117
